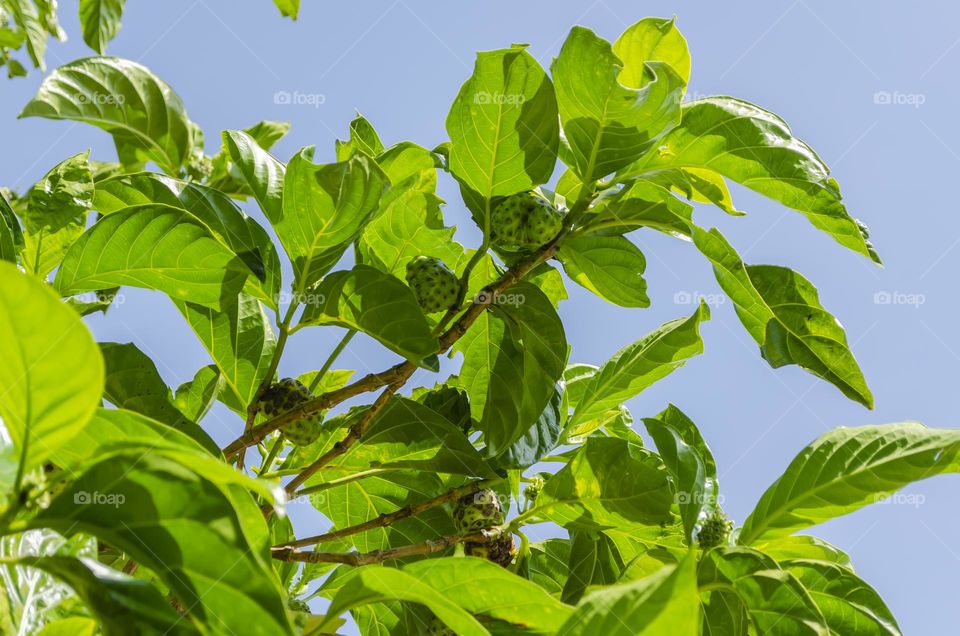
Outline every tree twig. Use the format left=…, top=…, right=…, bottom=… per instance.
left=277, top=480, right=495, bottom=549
left=222, top=194, right=591, bottom=465
left=282, top=380, right=409, bottom=496
left=271, top=527, right=507, bottom=566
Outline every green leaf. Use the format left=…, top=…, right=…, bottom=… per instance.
left=305, top=470, right=451, bottom=552
left=321, top=567, right=484, bottom=636
left=698, top=547, right=827, bottom=635
left=36, top=618, right=99, bottom=636
left=446, top=45, right=558, bottom=201
left=646, top=167, right=742, bottom=216
left=0, top=191, right=24, bottom=263
left=280, top=150, right=388, bottom=292
left=584, top=179, right=693, bottom=237
left=628, top=97, right=879, bottom=263
left=551, top=26, right=683, bottom=182
left=567, top=303, right=709, bottom=436
left=299, top=265, right=439, bottom=368
left=328, top=397, right=493, bottom=477
left=739, top=423, right=960, bottom=544
left=753, top=536, right=851, bottom=567
left=99, top=342, right=219, bottom=453
left=20, top=57, right=197, bottom=175
left=49, top=407, right=210, bottom=470
left=563, top=363, right=599, bottom=409
left=15, top=556, right=188, bottom=635
left=526, top=539, right=572, bottom=597
left=780, top=559, right=901, bottom=636
left=93, top=172, right=282, bottom=308
left=693, top=227, right=873, bottom=408
left=78, top=0, right=126, bottom=54
left=6, top=1, right=50, bottom=69
left=336, top=113, right=384, bottom=160
left=557, top=235, right=649, bottom=307
left=222, top=129, right=286, bottom=222
left=529, top=436, right=674, bottom=531
left=643, top=416, right=706, bottom=542
left=23, top=151, right=93, bottom=234
left=496, top=383, right=564, bottom=469
left=174, top=365, right=224, bottom=423
left=358, top=188, right=464, bottom=281
left=22, top=221, right=84, bottom=279
left=55, top=205, right=250, bottom=311
left=243, top=120, right=291, bottom=150
left=558, top=551, right=698, bottom=635
left=323, top=558, right=573, bottom=635
left=560, top=531, right=624, bottom=604
left=33, top=452, right=293, bottom=635
left=0, top=261, right=103, bottom=479
left=612, top=17, right=691, bottom=88
left=273, top=0, right=299, bottom=19
left=457, top=282, right=567, bottom=455
left=174, top=292, right=277, bottom=412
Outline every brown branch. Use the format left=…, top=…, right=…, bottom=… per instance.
left=277, top=480, right=494, bottom=549
left=271, top=527, right=507, bottom=566
left=221, top=363, right=410, bottom=459
left=283, top=379, right=410, bottom=495
left=225, top=195, right=590, bottom=485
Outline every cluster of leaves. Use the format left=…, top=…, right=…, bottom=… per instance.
left=0, top=0, right=297, bottom=78
left=0, top=12, right=952, bottom=636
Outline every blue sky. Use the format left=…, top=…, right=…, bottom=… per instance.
left=2, top=1, right=958, bottom=633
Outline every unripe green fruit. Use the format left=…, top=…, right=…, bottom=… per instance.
left=491, top=192, right=564, bottom=249
left=697, top=510, right=733, bottom=549
left=523, top=477, right=544, bottom=504
left=257, top=378, right=324, bottom=446
left=465, top=534, right=515, bottom=568
left=453, top=489, right=504, bottom=534
left=405, top=256, right=460, bottom=314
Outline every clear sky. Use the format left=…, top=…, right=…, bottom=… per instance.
left=2, top=1, right=958, bottom=633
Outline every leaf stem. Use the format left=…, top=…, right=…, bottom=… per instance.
left=257, top=433, right=285, bottom=476
left=308, top=330, right=356, bottom=393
